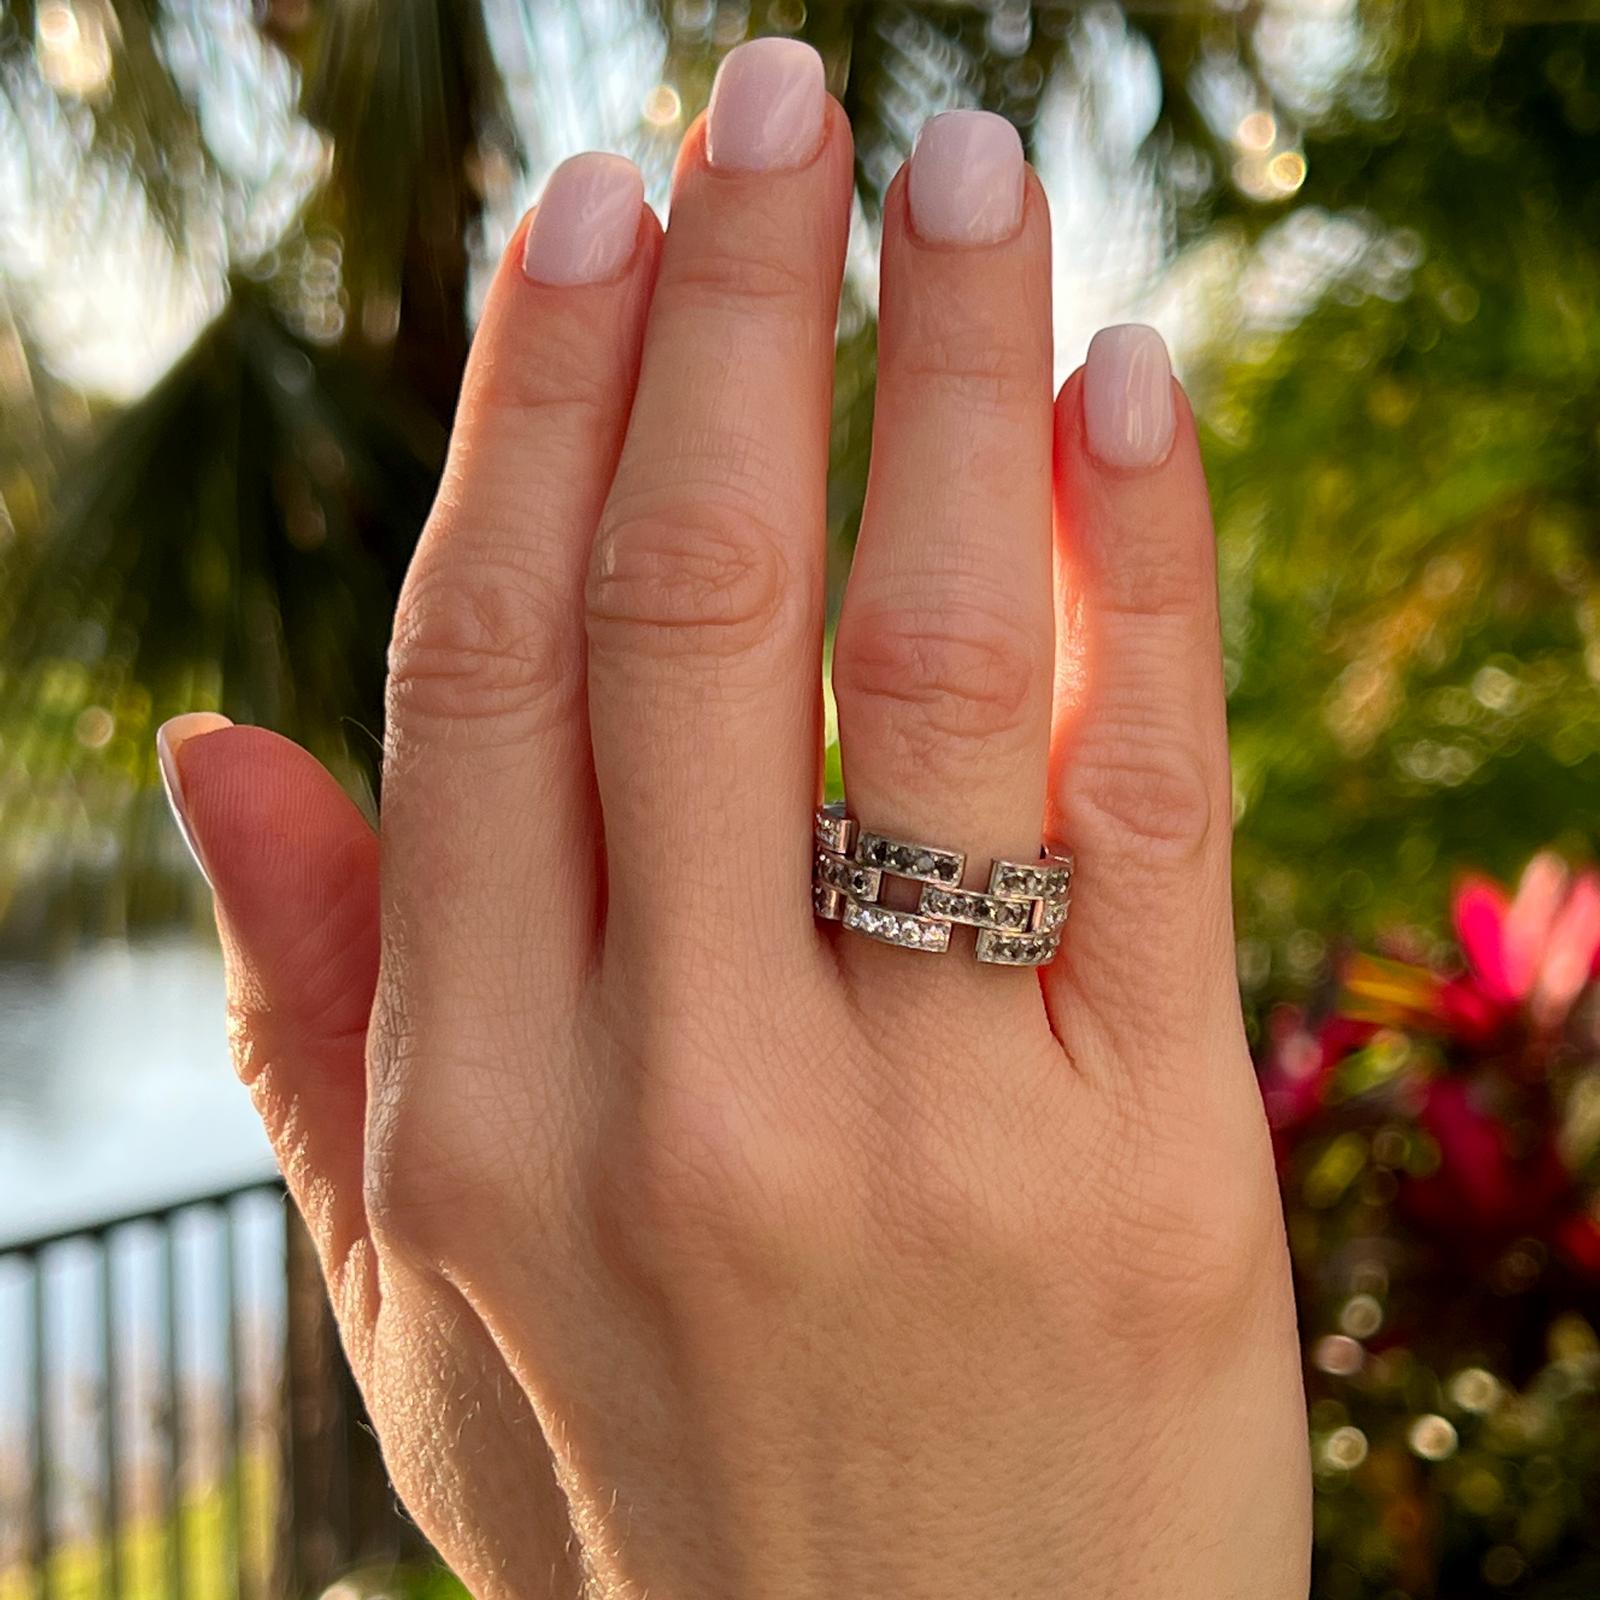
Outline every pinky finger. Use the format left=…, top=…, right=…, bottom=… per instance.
left=1045, top=329, right=1242, bottom=1075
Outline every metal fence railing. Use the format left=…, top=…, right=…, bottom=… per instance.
left=0, top=1182, right=426, bottom=1600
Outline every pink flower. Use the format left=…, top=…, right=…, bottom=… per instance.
left=1259, top=1007, right=1373, bottom=1141
left=1556, top=1212, right=1600, bottom=1277
left=1405, top=1077, right=1572, bottom=1244
left=1453, top=855, right=1600, bottom=1030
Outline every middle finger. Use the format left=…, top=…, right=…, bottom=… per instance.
left=585, top=39, right=853, bottom=970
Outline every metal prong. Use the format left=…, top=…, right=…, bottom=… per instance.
left=813, top=883, right=846, bottom=921
left=814, top=802, right=857, bottom=855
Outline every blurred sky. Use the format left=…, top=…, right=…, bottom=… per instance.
left=2, top=0, right=1370, bottom=406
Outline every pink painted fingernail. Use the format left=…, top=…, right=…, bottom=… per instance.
left=522, top=153, right=644, bottom=286
left=706, top=37, right=826, bottom=172
left=156, top=712, right=234, bottom=885
left=1083, top=324, right=1176, bottom=471
left=907, top=110, right=1024, bottom=246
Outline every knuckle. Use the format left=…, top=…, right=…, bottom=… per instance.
left=388, top=544, right=576, bottom=734
left=364, top=982, right=572, bottom=1267
left=871, top=1138, right=1003, bottom=1270
left=664, top=236, right=816, bottom=315
left=587, top=499, right=791, bottom=663
left=1068, top=730, right=1217, bottom=863
left=834, top=598, right=1044, bottom=755
left=226, top=1012, right=300, bottom=1153
left=892, top=320, right=1042, bottom=414
left=362, top=1108, right=450, bottom=1257
left=466, top=315, right=616, bottom=428
left=226, top=954, right=369, bottom=1097
left=1093, top=1143, right=1284, bottom=1348
left=362, top=1075, right=495, bottom=1261
left=588, top=1096, right=801, bottom=1305
left=1095, top=520, right=1217, bottom=621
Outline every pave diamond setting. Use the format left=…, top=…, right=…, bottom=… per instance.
left=814, top=850, right=883, bottom=901
left=855, top=832, right=965, bottom=886
left=974, top=927, right=1064, bottom=966
left=841, top=897, right=952, bottom=953
left=988, top=858, right=1073, bottom=901
left=918, top=884, right=1035, bottom=932
left=813, top=806, right=1073, bottom=967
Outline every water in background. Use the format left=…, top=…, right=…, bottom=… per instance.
left=0, top=937, right=272, bottom=1244
left=0, top=942, right=281, bottom=1562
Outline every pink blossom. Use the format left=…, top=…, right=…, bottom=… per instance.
left=1452, top=854, right=1600, bottom=1031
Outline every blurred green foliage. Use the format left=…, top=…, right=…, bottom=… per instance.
left=1204, top=11, right=1600, bottom=990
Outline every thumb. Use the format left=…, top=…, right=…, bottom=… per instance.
left=157, top=714, right=380, bottom=1358
left=158, top=717, right=588, bottom=1597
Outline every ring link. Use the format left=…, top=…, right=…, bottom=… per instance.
left=813, top=804, right=1071, bottom=966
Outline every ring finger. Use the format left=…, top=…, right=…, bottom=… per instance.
left=832, top=113, right=1055, bottom=991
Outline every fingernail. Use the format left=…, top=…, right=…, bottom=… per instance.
left=1083, top=324, right=1176, bottom=471
left=907, top=110, right=1024, bottom=246
left=522, top=153, right=644, bottom=286
left=706, top=37, right=826, bottom=172
left=156, top=712, right=233, bottom=885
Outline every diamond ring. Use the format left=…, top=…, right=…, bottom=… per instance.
left=812, top=803, right=1072, bottom=966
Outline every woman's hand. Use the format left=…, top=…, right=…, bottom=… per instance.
left=158, top=37, right=1310, bottom=1600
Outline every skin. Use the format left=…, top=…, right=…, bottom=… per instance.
left=167, top=96, right=1311, bottom=1600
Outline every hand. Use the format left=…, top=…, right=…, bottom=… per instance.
left=158, top=37, right=1310, bottom=1600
